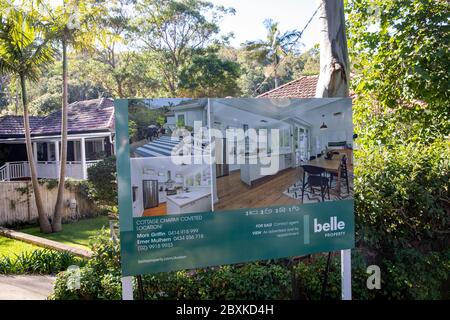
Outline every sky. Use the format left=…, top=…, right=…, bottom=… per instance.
left=209, top=0, right=321, bottom=51
left=45, top=0, right=322, bottom=52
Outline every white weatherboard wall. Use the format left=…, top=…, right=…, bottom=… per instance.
left=175, top=108, right=205, bottom=128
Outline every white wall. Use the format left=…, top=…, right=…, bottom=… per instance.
left=303, top=100, right=353, bottom=156
left=175, top=108, right=205, bottom=127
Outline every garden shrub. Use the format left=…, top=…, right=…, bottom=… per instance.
left=50, top=229, right=122, bottom=300
left=378, top=249, right=450, bottom=300
left=0, top=249, right=85, bottom=274
left=86, top=156, right=117, bottom=208
left=293, top=249, right=449, bottom=300
left=354, top=140, right=450, bottom=250
left=141, top=263, right=292, bottom=300
left=50, top=230, right=450, bottom=300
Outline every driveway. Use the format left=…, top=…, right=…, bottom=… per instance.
left=0, top=275, right=55, bottom=300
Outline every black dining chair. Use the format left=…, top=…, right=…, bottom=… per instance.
left=300, top=165, right=330, bottom=202
left=329, top=155, right=350, bottom=194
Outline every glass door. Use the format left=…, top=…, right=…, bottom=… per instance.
left=296, top=125, right=310, bottom=164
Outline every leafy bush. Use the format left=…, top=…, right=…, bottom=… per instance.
left=379, top=249, right=450, bottom=300
left=0, top=249, right=85, bottom=274
left=354, top=140, right=450, bottom=250
left=51, top=230, right=450, bottom=300
left=87, top=156, right=117, bottom=207
left=51, top=229, right=122, bottom=300
left=142, top=263, right=291, bottom=300
left=294, top=249, right=449, bottom=300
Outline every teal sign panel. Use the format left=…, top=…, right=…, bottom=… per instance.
left=115, top=99, right=355, bottom=276
left=121, top=201, right=354, bottom=276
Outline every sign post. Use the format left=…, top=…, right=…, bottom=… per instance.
left=341, top=249, right=352, bottom=300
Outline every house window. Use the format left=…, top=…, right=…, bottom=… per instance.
left=176, top=113, right=186, bottom=127
left=36, top=142, right=47, bottom=161
left=49, top=143, right=56, bottom=161
left=279, top=128, right=290, bottom=148
left=85, top=140, right=104, bottom=160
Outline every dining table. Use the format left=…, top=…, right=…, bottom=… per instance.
left=307, top=155, right=343, bottom=195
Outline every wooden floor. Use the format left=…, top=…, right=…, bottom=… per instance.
left=215, top=168, right=300, bottom=211
left=143, top=203, right=167, bottom=216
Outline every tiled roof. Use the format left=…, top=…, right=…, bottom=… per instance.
left=0, top=98, right=114, bottom=138
left=0, top=115, right=44, bottom=137
left=257, top=75, right=319, bottom=99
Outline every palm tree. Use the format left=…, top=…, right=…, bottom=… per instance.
left=50, top=0, right=102, bottom=232
left=0, top=5, right=55, bottom=233
left=243, top=19, right=300, bottom=88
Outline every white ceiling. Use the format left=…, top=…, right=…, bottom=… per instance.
left=211, top=98, right=351, bottom=128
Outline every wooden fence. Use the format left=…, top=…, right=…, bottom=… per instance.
left=0, top=181, right=99, bottom=226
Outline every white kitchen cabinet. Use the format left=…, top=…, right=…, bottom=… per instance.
left=166, top=191, right=212, bottom=214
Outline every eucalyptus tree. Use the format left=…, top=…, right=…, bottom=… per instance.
left=315, top=0, right=349, bottom=97
left=0, top=2, right=55, bottom=233
left=132, top=0, right=234, bottom=96
left=242, top=19, right=301, bottom=88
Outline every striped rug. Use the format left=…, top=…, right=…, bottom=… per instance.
left=283, top=175, right=354, bottom=204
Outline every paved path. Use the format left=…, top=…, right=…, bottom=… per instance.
left=0, top=227, right=92, bottom=258
left=0, top=275, right=55, bottom=300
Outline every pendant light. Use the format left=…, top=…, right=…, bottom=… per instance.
left=320, top=114, right=328, bottom=130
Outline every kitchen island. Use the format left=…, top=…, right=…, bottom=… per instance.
left=240, top=152, right=293, bottom=186
left=166, top=189, right=212, bottom=214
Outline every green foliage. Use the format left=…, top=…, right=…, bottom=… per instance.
left=128, top=104, right=166, bottom=141
left=132, top=0, right=234, bottom=95
left=294, top=252, right=371, bottom=300
left=346, top=0, right=450, bottom=251
left=354, top=140, right=450, bottom=249
left=86, top=156, right=117, bottom=207
left=178, top=52, right=241, bottom=98
left=142, top=263, right=292, bottom=300
left=50, top=230, right=450, bottom=300
left=51, top=229, right=122, bottom=300
left=0, top=3, right=55, bottom=82
left=379, top=249, right=450, bottom=299
left=0, top=249, right=85, bottom=274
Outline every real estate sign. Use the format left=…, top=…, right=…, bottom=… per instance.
left=115, top=98, right=354, bottom=277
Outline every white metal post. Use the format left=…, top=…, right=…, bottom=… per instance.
left=80, top=137, right=87, bottom=179
left=6, top=163, right=10, bottom=181
left=341, top=249, right=352, bottom=300
left=121, top=276, right=134, bottom=300
left=54, top=141, right=60, bottom=162
left=32, top=142, right=38, bottom=162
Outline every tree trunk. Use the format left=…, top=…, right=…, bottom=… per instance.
left=20, top=74, right=52, bottom=234
left=315, top=0, right=350, bottom=98
left=52, top=38, right=68, bottom=232
left=274, top=67, right=279, bottom=88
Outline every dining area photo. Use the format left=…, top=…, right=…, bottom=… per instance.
left=284, top=147, right=354, bottom=204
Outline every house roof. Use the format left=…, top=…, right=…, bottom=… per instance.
left=257, top=75, right=319, bottom=99
left=0, top=116, right=44, bottom=137
left=0, top=98, right=114, bottom=139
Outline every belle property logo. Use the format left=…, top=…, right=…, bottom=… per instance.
left=313, top=216, right=346, bottom=238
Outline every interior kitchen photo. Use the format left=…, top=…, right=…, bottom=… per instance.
left=130, top=156, right=212, bottom=217
left=209, top=98, right=354, bottom=211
